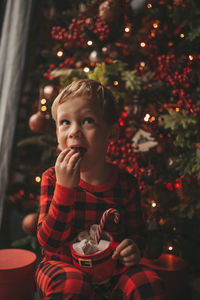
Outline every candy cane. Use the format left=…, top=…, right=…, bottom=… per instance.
left=94, top=208, right=120, bottom=244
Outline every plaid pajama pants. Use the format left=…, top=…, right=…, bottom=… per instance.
left=36, top=259, right=165, bottom=300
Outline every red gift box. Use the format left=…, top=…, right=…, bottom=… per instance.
left=0, top=248, right=36, bottom=300
left=140, top=253, right=188, bottom=300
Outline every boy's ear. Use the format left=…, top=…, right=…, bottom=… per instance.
left=107, top=123, right=120, bottom=142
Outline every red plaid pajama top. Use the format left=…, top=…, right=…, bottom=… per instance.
left=37, top=163, right=147, bottom=263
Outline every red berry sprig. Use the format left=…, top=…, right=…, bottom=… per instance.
left=106, top=110, right=152, bottom=187
left=51, top=14, right=110, bottom=48
left=59, top=57, right=75, bottom=69
left=93, top=16, right=110, bottom=41
left=153, top=54, right=200, bottom=116
left=51, top=15, right=88, bottom=48
left=43, top=64, right=55, bottom=80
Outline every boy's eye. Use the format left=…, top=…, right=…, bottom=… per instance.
left=61, top=120, right=70, bottom=126
left=82, top=117, right=94, bottom=125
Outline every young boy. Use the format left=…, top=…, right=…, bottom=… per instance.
left=36, top=79, right=164, bottom=299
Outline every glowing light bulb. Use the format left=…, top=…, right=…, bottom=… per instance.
left=35, top=176, right=41, bottom=183
left=159, top=218, right=165, bottom=226
left=41, top=105, right=47, bottom=112
left=57, top=50, right=64, bottom=57
left=189, top=55, right=194, bottom=60
left=150, top=116, right=156, bottom=122
left=147, top=3, right=152, bottom=8
left=125, top=27, right=130, bottom=33
left=83, top=67, right=90, bottom=73
left=151, top=201, right=156, bottom=208
left=87, top=40, right=93, bottom=46
left=41, top=98, right=47, bottom=105
left=144, top=113, right=150, bottom=122
left=114, top=81, right=118, bottom=86
left=168, top=245, right=173, bottom=251
left=140, top=42, right=146, bottom=48
left=140, top=61, right=145, bottom=67
left=153, top=23, right=158, bottom=29
left=180, top=33, right=184, bottom=38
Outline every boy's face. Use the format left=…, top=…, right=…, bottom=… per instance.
left=56, top=96, right=117, bottom=171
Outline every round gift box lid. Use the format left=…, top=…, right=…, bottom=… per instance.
left=0, top=248, right=36, bottom=271
left=141, top=253, right=187, bottom=271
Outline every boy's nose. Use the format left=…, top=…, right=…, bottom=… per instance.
left=69, top=123, right=81, bottom=138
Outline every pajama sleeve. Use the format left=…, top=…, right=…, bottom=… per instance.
left=37, top=168, right=77, bottom=253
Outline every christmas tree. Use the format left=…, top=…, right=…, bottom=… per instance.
left=6, top=0, right=200, bottom=273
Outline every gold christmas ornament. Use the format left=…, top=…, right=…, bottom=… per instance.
left=98, top=0, right=122, bottom=23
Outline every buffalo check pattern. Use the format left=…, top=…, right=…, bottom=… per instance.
left=36, top=163, right=165, bottom=299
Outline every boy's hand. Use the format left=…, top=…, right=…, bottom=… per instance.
left=112, top=239, right=141, bottom=267
left=55, top=148, right=82, bottom=188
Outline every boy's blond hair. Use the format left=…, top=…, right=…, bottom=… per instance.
left=51, top=79, right=119, bottom=125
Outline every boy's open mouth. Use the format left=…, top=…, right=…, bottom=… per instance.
left=70, top=146, right=86, bottom=156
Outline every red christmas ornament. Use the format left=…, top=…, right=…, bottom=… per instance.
left=29, top=112, right=49, bottom=133
left=22, top=213, right=38, bottom=235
